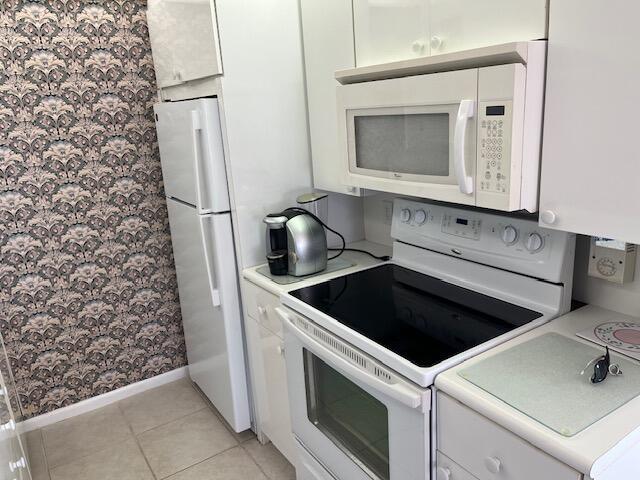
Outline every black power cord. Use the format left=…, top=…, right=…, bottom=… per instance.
left=284, top=207, right=391, bottom=262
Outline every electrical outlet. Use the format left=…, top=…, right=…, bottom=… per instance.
left=383, top=200, right=393, bottom=226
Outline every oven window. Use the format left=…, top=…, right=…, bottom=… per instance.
left=303, top=349, right=390, bottom=480
left=354, top=113, right=449, bottom=177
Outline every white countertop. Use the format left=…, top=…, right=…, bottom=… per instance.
left=241, top=240, right=392, bottom=296
left=435, top=305, right=640, bottom=478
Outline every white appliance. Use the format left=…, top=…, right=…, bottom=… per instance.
left=278, top=198, right=575, bottom=480
left=154, top=98, right=251, bottom=432
left=336, top=41, right=546, bottom=212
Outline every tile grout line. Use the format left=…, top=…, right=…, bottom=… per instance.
left=42, top=406, right=133, bottom=474
left=44, top=381, right=191, bottom=475
left=159, top=443, right=241, bottom=480
left=36, top=428, right=53, bottom=480
left=119, top=401, right=158, bottom=480
left=240, top=441, right=275, bottom=480
left=189, top=380, right=257, bottom=443
left=132, top=405, right=210, bottom=437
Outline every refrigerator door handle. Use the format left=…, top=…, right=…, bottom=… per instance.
left=191, top=109, right=204, bottom=212
left=198, top=215, right=221, bottom=307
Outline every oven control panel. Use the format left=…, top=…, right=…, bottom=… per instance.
left=441, top=213, right=482, bottom=240
left=391, top=199, right=575, bottom=284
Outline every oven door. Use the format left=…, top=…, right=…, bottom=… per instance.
left=277, top=307, right=430, bottom=480
left=337, top=68, right=478, bottom=205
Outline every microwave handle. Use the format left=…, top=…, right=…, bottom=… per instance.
left=453, top=100, right=475, bottom=195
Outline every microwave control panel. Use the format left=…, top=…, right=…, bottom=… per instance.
left=478, top=100, right=512, bottom=195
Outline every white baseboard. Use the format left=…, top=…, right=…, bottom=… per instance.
left=20, top=367, right=189, bottom=432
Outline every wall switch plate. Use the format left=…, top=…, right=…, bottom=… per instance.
left=588, top=237, right=637, bottom=284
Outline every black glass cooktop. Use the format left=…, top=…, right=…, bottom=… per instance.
left=290, top=264, right=542, bottom=368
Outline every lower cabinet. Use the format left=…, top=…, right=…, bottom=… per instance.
left=242, top=280, right=297, bottom=465
left=437, top=392, right=582, bottom=480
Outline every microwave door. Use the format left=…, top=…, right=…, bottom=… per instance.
left=338, top=69, right=478, bottom=205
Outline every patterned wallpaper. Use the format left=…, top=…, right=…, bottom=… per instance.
left=0, top=0, right=187, bottom=418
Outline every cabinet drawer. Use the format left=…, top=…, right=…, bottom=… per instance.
left=437, top=451, right=479, bottom=480
left=243, top=281, right=283, bottom=337
left=437, top=393, right=581, bottom=480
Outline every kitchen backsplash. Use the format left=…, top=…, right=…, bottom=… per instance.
left=0, top=0, right=186, bottom=417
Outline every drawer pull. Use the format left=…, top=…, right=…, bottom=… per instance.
left=484, top=456, right=502, bottom=474
left=436, top=466, right=451, bottom=480
left=257, top=306, right=267, bottom=317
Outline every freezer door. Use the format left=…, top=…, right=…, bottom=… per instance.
left=155, top=99, right=230, bottom=213
left=166, top=199, right=250, bottom=432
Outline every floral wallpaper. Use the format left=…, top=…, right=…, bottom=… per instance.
left=0, top=0, right=187, bottom=418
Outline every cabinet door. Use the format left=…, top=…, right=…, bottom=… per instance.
left=353, top=0, right=430, bottom=66
left=147, top=0, right=222, bottom=89
left=245, top=315, right=296, bottom=464
left=258, top=320, right=297, bottom=464
left=428, top=0, right=547, bottom=55
left=539, top=1, right=640, bottom=243
left=437, top=393, right=581, bottom=480
left=300, top=0, right=362, bottom=195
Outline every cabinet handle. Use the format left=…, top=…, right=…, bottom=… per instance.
left=484, top=456, right=502, bottom=474
left=0, top=419, right=15, bottom=431
left=277, top=344, right=285, bottom=356
left=412, top=40, right=426, bottom=54
left=257, top=306, right=267, bottom=317
left=430, top=35, right=443, bottom=51
left=436, top=466, right=451, bottom=480
left=9, top=457, right=26, bottom=472
left=540, top=210, right=557, bottom=225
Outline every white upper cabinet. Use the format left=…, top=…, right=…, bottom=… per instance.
left=429, top=0, right=547, bottom=55
left=352, top=0, right=547, bottom=66
left=147, top=0, right=223, bottom=89
left=353, top=0, right=431, bottom=66
left=300, top=0, right=362, bottom=195
left=539, top=1, right=640, bottom=244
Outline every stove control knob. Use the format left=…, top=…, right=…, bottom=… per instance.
left=414, top=209, right=427, bottom=225
left=525, top=232, right=544, bottom=253
left=400, top=208, right=412, bottom=223
left=501, top=225, right=518, bottom=245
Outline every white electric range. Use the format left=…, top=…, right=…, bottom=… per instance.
left=277, top=198, right=575, bottom=480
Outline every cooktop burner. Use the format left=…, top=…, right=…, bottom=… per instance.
left=290, top=264, right=543, bottom=368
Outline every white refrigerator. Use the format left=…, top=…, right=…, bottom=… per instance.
left=154, top=98, right=251, bottom=432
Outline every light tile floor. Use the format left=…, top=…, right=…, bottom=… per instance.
left=25, top=379, right=297, bottom=480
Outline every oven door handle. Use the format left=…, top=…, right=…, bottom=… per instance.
left=453, top=99, right=475, bottom=195
left=276, top=307, right=425, bottom=410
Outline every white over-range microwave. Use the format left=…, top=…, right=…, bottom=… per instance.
left=336, top=43, right=546, bottom=212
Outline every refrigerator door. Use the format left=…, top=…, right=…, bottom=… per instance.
left=155, top=98, right=230, bottom=213
left=166, top=199, right=250, bottom=432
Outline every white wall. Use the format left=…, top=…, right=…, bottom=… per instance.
left=215, top=0, right=313, bottom=269
left=572, top=235, right=640, bottom=317
left=363, top=192, right=395, bottom=246
left=325, top=192, right=365, bottom=248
